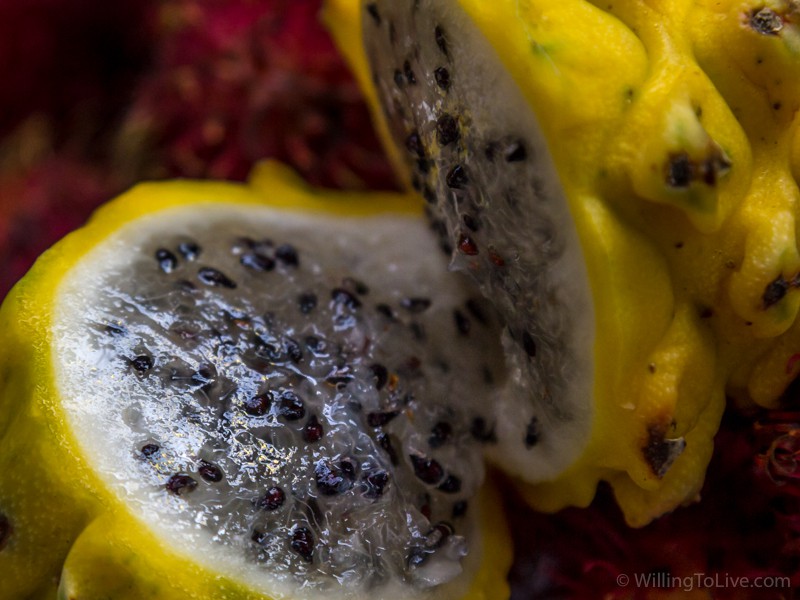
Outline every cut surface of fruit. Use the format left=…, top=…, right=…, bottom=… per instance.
left=333, top=0, right=598, bottom=484
left=323, top=0, right=800, bottom=525
left=0, top=162, right=511, bottom=599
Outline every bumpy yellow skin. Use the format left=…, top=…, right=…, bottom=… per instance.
left=325, top=0, right=800, bottom=525
left=0, top=162, right=512, bottom=599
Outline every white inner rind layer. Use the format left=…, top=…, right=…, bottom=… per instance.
left=52, top=204, right=503, bottom=600
left=363, top=0, right=595, bottom=480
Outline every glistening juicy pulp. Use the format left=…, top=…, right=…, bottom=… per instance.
left=0, top=162, right=512, bottom=600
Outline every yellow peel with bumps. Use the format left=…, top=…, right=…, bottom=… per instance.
left=0, top=161, right=512, bottom=600
left=325, top=0, right=800, bottom=526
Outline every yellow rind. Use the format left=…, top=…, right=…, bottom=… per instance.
left=0, top=161, right=512, bottom=599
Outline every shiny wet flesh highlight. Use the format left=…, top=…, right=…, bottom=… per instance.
left=53, top=205, right=504, bottom=598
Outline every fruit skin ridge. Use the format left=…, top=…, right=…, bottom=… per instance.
left=0, top=161, right=511, bottom=600
left=324, top=0, right=800, bottom=525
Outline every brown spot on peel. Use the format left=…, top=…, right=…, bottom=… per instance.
left=643, top=424, right=686, bottom=478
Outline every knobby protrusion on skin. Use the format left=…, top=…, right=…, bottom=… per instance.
left=749, top=7, right=783, bottom=35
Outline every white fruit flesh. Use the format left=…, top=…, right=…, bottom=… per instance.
left=52, top=204, right=506, bottom=599
left=361, top=0, right=595, bottom=481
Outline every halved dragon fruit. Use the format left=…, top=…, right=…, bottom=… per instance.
left=326, top=0, right=800, bottom=525
left=0, top=162, right=511, bottom=599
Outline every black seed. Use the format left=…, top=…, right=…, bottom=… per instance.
left=284, top=337, right=303, bottom=363
left=178, top=241, right=201, bottom=260
left=378, top=433, right=399, bottom=465
left=131, top=355, right=153, bottom=373
left=763, top=276, right=789, bottom=309
left=471, top=417, right=497, bottom=443
left=466, top=299, right=488, bottom=324
left=458, top=233, right=479, bottom=256
left=343, top=277, right=370, bottom=295
left=405, top=132, right=425, bottom=157
left=0, top=514, right=11, bottom=551
left=339, top=457, right=358, bottom=480
left=367, top=411, right=400, bottom=427
left=198, top=460, right=223, bottom=482
left=666, top=152, right=693, bottom=188
left=522, top=331, right=537, bottom=357
left=445, top=164, right=468, bottom=189
left=140, top=443, right=160, bottom=457
left=278, top=391, right=305, bottom=421
left=369, top=363, right=389, bottom=390
left=393, top=69, right=404, bottom=87
left=401, top=297, right=432, bottom=313
left=104, top=323, right=127, bottom=337
left=434, top=25, right=448, bottom=56
left=251, top=529, right=267, bottom=545
left=275, top=244, right=299, bottom=267
left=750, top=7, right=783, bottom=35
left=363, top=470, right=390, bottom=498
left=403, top=60, right=416, bottom=84
left=325, top=365, right=354, bottom=387
left=408, top=547, right=429, bottom=569
left=438, top=474, right=462, bottom=494
left=290, top=527, right=315, bottom=563
left=453, top=309, right=471, bottom=335
left=331, top=288, right=362, bottom=309
left=428, top=421, right=452, bottom=448
left=305, top=335, right=327, bottom=355
left=240, top=252, right=275, bottom=272
left=462, top=214, right=479, bottom=232
left=166, top=474, right=197, bottom=495
left=298, top=292, right=318, bottom=314
left=365, top=2, right=380, bottom=25
left=410, top=454, right=445, bottom=485
left=155, top=248, right=178, bottom=273
left=505, top=140, right=527, bottom=162
left=198, top=267, right=236, bottom=289
left=255, top=340, right=282, bottom=362
left=315, top=460, right=354, bottom=495
left=425, top=522, right=454, bottom=549
left=436, top=114, right=459, bottom=146
left=452, top=500, right=468, bottom=518
left=525, top=417, right=540, bottom=448
left=191, top=367, right=214, bottom=390
left=416, top=158, right=433, bottom=174
left=376, top=303, right=396, bottom=320
left=244, top=392, right=272, bottom=416
left=303, top=415, right=324, bottom=443
left=434, top=66, right=451, bottom=91
left=259, top=486, right=286, bottom=510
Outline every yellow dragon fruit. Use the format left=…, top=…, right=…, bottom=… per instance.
left=324, top=0, right=800, bottom=526
left=0, top=161, right=512, bottom=599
